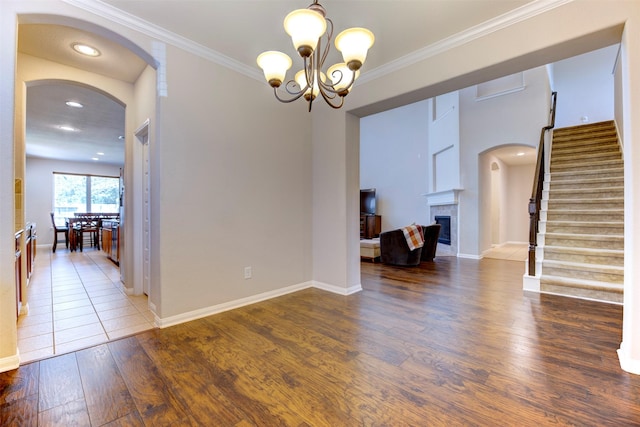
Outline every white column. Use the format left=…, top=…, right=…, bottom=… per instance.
left=618, top=16, right=640, bottom=375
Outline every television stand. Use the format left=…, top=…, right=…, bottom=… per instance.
left=360, top=214, right=381, bottom=239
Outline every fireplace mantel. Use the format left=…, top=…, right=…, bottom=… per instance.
left=423, top=189, right=463, bottom=206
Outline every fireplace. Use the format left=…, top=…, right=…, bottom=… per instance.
left=435, top=216, right=451, bottom=245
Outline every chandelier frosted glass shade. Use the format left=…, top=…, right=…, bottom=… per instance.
left=284, top=9, right=327, bottom=57
left=257, top=51, right=293, bottom=87
left=335, top=28, right=375, bottom=71
left=256, top=1, right=374, bottom=111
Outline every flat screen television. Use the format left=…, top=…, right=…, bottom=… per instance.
left=360, top=188, right=376, bottom=215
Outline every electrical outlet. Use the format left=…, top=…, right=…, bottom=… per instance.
left=244, top=266, right=252, bottom=279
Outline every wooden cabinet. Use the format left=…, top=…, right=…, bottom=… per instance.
left=15, top=230, right=22, bottom=316
left=360, top=214, right=381, bottom=239
left=101, top=221, right=120, bottom=265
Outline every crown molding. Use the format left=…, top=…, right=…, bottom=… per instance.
left=359, top=0, right=574, bottom=84
left=62, top=0, right=572, bottom=85
left=61, top=0, right=263, bottom=81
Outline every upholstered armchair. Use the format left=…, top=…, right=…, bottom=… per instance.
left=379, top=224, right=441, bottom=266
left=379, top=228, right=423, bottom=266
left=420, top=224, right=441, bottom=262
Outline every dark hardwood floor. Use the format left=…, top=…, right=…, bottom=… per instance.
left=2, top=257, right=639, bottom=426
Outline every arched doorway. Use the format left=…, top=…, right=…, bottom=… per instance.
left=14, top=17, right=158, bottom=362
left=480, top=145, right=536, bottom=258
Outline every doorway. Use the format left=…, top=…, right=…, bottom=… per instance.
left=15, top=19, right=157, bottom=362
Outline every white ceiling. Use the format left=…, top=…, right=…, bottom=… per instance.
left=100, top=0, right=532, bottom=72
left=19, top=0, right=603, bottom=168
left=20, top=23, right=148, bottom=165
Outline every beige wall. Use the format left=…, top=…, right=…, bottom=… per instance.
left=156, top=44, right=312, bottom=319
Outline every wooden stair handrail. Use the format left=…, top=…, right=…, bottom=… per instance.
left=528, top=91, right=557, bottom=276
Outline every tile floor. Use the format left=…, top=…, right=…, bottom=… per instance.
left=17, top=246, right=155, bottom=364
left=483, top=242, right=528, bottom=261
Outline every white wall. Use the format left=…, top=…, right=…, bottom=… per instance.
left=360, top=100, right=429, bottom=231
left=459, top=66, right=551, bottom=255
left=614, top=48, right=624, bottom=146
left=552, top=44, right=618, bottom=128
left=429, top=92, right=460, bottom=193
left=25, top=157, right=121, bottom=247
left=506, top=163, right=535, bottom=243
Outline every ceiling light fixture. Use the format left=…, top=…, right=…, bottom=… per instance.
left=65, top=101, right=84, bottom=108
left=71, top=42, right=101, bottom=57
left=97, top=152, right=105, bottom=156
left=516, top=152, right=525, bottom=156
left=58, top=125, right=77, bottom=132
left=257, top=0, right=374, bottom=111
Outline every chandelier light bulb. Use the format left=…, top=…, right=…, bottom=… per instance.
left=335, top=28, right=375, bottom=70
left=284, top=9, right=327, bottom=57
left=257, top=51, right=293, bottom=87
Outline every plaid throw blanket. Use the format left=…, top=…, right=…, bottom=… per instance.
left=401, top=224, right=424, bottom=250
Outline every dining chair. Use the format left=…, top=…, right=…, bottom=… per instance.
left=50, top=212, right=68, bottom=253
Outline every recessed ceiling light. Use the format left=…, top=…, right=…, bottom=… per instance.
left=118, top=135, right=124, bottom=140
left=91, top=157, right=99, bottom=161
left=58, top=125, right=77, bottom=132
left=516, top=152, right=525, bottom=156
left=71, top=42, right=101, bottom=57
left=65, top=101, right=83, bottom=108
left=97, top=152, right=105, bottom=156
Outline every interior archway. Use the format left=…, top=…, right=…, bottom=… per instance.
left=12, top=16, right=158, bottom=363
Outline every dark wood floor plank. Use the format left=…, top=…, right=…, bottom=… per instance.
left=38, top=353, right=84, bottom=412
left=100, top=410, right=145, bottom=427
left=170, top=316, right=363, bottom=426
left=136, top=329, right=251, bottom=425
left=38, top=398, right=90, bottom=427
left=0, top=362, right=39, bottom=405
left=0, top=393, right=38, bottom=426
left=76, top=344, right=137, bottom=426
left=108, top=336, right=186, bottom=426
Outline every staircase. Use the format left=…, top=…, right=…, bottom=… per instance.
left=539, top=120, right=624, bottom=303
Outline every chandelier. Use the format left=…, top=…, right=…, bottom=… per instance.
left=256, top=1, right=374, bottom=111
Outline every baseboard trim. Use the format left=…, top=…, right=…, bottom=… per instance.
left=0, top=351, right=20, bottom=373
left=313, top=281, right=362, bottom=296
left=618, top=344, right=640, bottom=375
left=157, top=281, right=314, bottom=328
left=458, top=253, right=482, bottom=260
left=156, top=280, right=364, bottom=328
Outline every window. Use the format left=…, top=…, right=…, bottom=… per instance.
left=53, top=173, right=119, bottom=222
